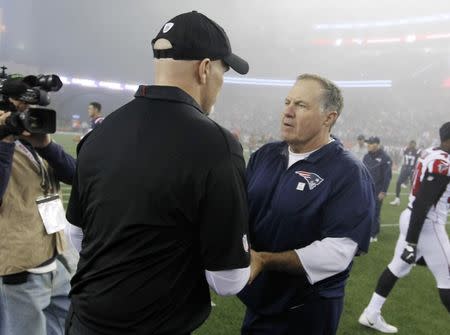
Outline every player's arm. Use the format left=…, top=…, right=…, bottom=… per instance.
left=401, top=170, right=449, bottom=264
left=403, top=170, right=449, bottom=248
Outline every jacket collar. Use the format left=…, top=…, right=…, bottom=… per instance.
left=134, top=85, right=204, bottom=114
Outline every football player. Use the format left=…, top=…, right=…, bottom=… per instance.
left=359, top=122, right=450, bottom=333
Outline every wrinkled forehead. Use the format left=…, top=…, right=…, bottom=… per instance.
left=287, top=79, right=325, bottom=103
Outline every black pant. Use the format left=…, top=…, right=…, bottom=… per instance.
left=395, top=166, right=413, bottom=197
left=241, top=296, right=344, bottom=335
left=371, top=199, right=383, bottom=238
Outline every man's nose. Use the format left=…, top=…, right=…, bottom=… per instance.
left=283, top=105, right=295, bottom=118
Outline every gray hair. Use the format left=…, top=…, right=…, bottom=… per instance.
left=296, top=74, right=344, bottom=116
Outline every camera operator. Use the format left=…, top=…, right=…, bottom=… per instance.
left=0, top=96, right=76, bottom=335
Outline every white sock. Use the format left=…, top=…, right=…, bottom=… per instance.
left=366, top=293, right=386, bottom=315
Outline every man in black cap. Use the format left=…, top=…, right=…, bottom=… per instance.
left=363, top=136, right=393, bottom=242
left=65, top=11, right=252, bottom=335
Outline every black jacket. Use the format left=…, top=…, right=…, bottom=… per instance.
left=363, top=149, right=392, bottom=194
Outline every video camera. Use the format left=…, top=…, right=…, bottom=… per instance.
left=0, top=66, right=63, bottom=138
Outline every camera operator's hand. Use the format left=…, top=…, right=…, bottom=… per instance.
left=20, top=132, right=52, bottom=148
left=0, top=110, right=15, bottom=143
left=9, top=98, right=29, bottom=113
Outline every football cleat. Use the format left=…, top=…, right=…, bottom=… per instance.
left=358, top=309, right=398, bottom=333
left=389, top=198, right=400, bottom=206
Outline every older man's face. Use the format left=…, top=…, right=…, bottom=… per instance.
left=281, top=80, right=328, bottom=149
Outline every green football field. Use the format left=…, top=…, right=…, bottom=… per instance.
left=53, top=133, right=450, bottom=335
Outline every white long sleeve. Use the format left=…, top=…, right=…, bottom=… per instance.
left=65, top=223, right=84, bottom=252
left=295, top=237, right=358, bottom=284
left=205, top=266, right=250, bottom=296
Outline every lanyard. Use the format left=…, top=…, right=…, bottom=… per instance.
left=15, top=140, right=52, bottom=195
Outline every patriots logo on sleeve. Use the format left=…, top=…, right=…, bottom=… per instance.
left=295, top=171, right=324, bottom=190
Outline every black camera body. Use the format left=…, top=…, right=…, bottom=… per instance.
left=0, top=66, right=62, bottom=138
left=1, top=107, right=57, bottom=136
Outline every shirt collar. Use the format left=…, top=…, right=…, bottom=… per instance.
left=134, top=85, right=204, bottom=115
left=281, top=137, right=343, bottom=164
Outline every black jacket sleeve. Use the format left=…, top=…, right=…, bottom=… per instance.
left=0, top=141, right=15, bottom=204
left=406, top=171, right=450, bottom=244
left=35, top=141, right=76, bottom=185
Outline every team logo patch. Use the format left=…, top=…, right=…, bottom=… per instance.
left=437, top=161, right=449, bottom=174
left=295, top=171, right=324, bottom=190
left=163, top=22, right=174, bottom=33
left=242, top=234, right=249, bottom=253
left=432, top=159, right=449, bottom=175
left=296, top=182, right=306, bottom=191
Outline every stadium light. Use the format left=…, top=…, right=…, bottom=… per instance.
left=313, top=32, right=450, bottom=46
left=71, top=78, right=98, bottom=87
left=63, top=76, right=392, bottom=90
left=59, top=76, right=71, bottom=85
left=314, top=12, right=450, bottom=30
left=366, top=38, right=402, bottom=44
left=425, top=33, right=450, bottom=40
left=98, top=81, right=123, bottom=90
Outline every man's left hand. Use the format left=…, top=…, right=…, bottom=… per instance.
left=378, top=192, right=386, bottom=201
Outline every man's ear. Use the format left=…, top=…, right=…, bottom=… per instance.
left=324, top=111, right=338, bottom=128
left=197, top=58, right=211, bottom=85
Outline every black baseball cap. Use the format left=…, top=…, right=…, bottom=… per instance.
left=151, top=11, right=249, bottom=75
left=440, top=122, right=450, bottom=142
left=357, top=134, right=365, bottom=140
left=365, top=136, right=380, bottom=144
